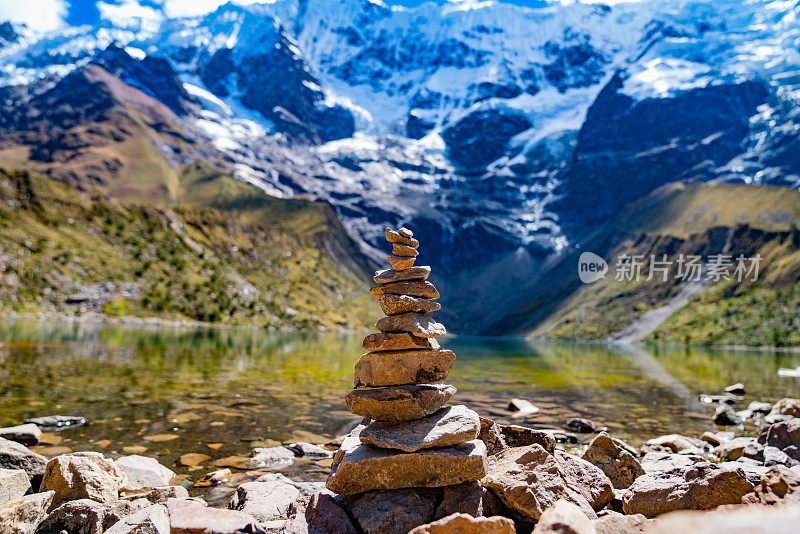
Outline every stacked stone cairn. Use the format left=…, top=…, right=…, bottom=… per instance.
left=326, top=227, right=488, bottom=496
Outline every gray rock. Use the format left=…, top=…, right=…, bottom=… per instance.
left=249, top=446, right=295, bottom=469
left=714, top=437, right=756, bottom=460
left=286, top=442, right=332, bottom=459
left=36, top=498, right=147, bottom=534
left=642, top=434, right=705, bottom=455
left=0, top=437, right=47, bottom=489
left=582, top=433, right=644, bottom=489
left=508, top=398, right=539, bottom=418
left=767, top=398, right=800, bottom=419
left=0, top=424, right=42, bottom=447
left=0, top=491, right=53, bottom=534
left=24, top=415, right=86, bottom=431
left=166, top=498, right=265, bottom=534
left=749, top=401, right=773, bottom=414
left=434, top=481, right=484, bottom=520
left=0, top=468, right=31, bottom=504
left=647, top=500, right=800, bottom=534
left=103, top=504, right=170, bottom=534
left=532, top=500, right=594, bottom=534
left=115, top=455, right=175, bottom=491
left=120, top=485, right=189, bottom=504
left=229, top=475, right=301, bottom=522
left=720, top=461, right=770, bottom=485
left=359, top=405, right=480, bottom=452
left=565, top=418, right=604, bottom=433
left=478, top=418, right=506, bottom=455
left=725, top=383, right=746, bottom=395
left=764, top=445, right=799, bottom=467
left=714, top=405, right=744, bottom=426
left=283, top=493, right=357, bottom=534
left=640, top=452, right=703, bottom=474
left=41, top=452, right=128, bottom=505
left=742, top=465, right=800, bottom=505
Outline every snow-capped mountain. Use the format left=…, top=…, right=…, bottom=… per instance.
left=0, top=0, right=799, bottom=332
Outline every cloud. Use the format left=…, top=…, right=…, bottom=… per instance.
left=97, top=0, right=163, bottom=24
left=158, top=0, right=272, bottom=18
left=0, top=0, right=69, bottom=32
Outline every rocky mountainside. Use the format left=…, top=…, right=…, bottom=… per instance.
left=0, top=0, right=799, bottom=333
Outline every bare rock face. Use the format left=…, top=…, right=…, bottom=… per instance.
left=40, top=452, right=128, bottom=505
left=374, top=266, right=429, bottom=284
left=166, top=498, right=265, bottom=534
left=348, top=488, right=437, bottom=534
left=0, top=468, right=31, bottom=504
left=647, top=502, right=800, bottom=534
left=360, top=405, right=481, bottom=452
left=370, top=282, right=440, bottom=300
left=229, top=476, right=301, bottom=523
left=326, top=439, right=488, bottom=494
left=0, top=491, right=54, bottom=534
left=354, top=349, right=455, bottom=387
left=620, top=462, right=754, bottom=517
left=532, top=500, right=593, bottom=534
left=115, top=455, right=175, bottom=491
left=375, top=313, right=446, bottom=337
left=582, top=433, right=645, bottom=489
left=591, top=512, right=649, bottom=534
left=481, top=444, right=613, bottom=522
left=378, top=294, right=442, bottom=315
left=742, top=465, right=800, bottom=504
left=409, top=513, right=516, bottom=534
left=103, top=503, right=170, bottom=534
left=36, top=498, right=147, bottom=534
left=0, top=437, right=48, bottom=489
left=0, top=424, right=42, bottom=447
left=345, top=384, right=456, bottom=422
left=362, top=332, right=439, bottom=351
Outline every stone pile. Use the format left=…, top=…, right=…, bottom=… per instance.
left=326, top=227, right=488, bottom=495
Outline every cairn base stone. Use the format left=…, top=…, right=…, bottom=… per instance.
left=326, top=440, right=488, bottom=494
left=345, top=384, right=456, bottom=422
left=354, top=349, right=455, bottom=387
left=360, top=405, right=481, bottom=452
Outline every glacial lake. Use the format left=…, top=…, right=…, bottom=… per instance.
left=1, top=319, right=799, bottom=501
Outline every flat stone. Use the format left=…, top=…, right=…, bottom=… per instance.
left=166, top=498, right=264, bottom=534
left=36, top=498, right=146, bottom=534
left=0, top=437, right=47, bottom=489
left=0, top=468, right=31, bottom=504
left=714, top=405, right=744, bottom=426
left=349, top=488, right=437, bottom=534
left=0, top=424, right=42, bottom=447
left=398, top=227, right=413, bottom=238
left=249, top=446, right=295, bottom=469
left=283, top=493, right=357, bottom=534
left=642, top=434, right=705, bottom=455
left=326, top=439, right=487, bottom=494
left=714, top=437, right=757, bottom=461
left=354, top=349, right=455, bottom=387
left=699, top=431, right=733, bottom=447
left=41, top=452, right=128, bottom=505
left=104, top=503, right=170, bottom=534
left=374, top=266, right=430, bottom=284
left=725, top=382, right=746, bottom=395
left=120, top=485, right=189, bottom=504
left=749, top=401, right=773, bottom=414
left=508, top=399, right=539, bottom=418
left=592, top=512, right=649, bottom=534
left=378, top=294, right=441, bottom=315
left=582, top=433, right=645, bottom=489
left=392, top=243, right=419, bottom=257
left=565, top=418, right=605, bottom=433
left=179, top=453, right=211, bottom=467
left=370, top=281, right=439, bottom=299
left=532, top=500, right=594, bottom=534
left=362, top=332, right=439, bottom=351
left=115, top=455, right=175, bottom=490
left=387, top=254, right=416, bottom=270
left=621, top=462, right=753, bottom=517
left=409, top=513, right=515, bottom=534
left=375, top=312, right=446, bottom=337
left=24, top=415, right=86, bottom=431
left=346, top=384, right=456, bottom=422
left=721, top=461, right=770, bottom=486
left=640, top=452, right=702, bottom=474
left=647, top=501, right=800, bottom=534
left=482, top=444, right=613, bottom=522
left=360, top=405, right=480, bottom=452
left=498, top=425, right=556, bottom=452
left=0, top=491, right=53, bottom=534
left=287, top=442, right=332, bottom=459
left=229, top=476, right=300, bottom=522
left=385, top=228, right=419, bottom=248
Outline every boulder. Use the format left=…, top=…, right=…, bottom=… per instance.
left=229, top=476, right=301, bottom=522
left=714, top=437, right=756, bottom=461
left=354, top=349, right=455, bottom=387
left=647, top=503, right=800, bottom=534
left=326, top=439, right=487, bottom=494
left=640, top=452, right=702, bottom=474
left=742, top=465, right=800, bottom=504
left=283, top=493, right=357, bottom=534
left=362, top=332, right=439, bottom=352
left=0, top=468, right=31, bottom=504
left=435, top=482, right=485, bottom=520
left=385, top=228, right=419, bottom=248
left=767, top=398, right=800, bottom=419
left=103, top=503, right=170, bottom=534
left=565, top=418, right=604, bottom=433
left=36, top=498, right=146, bottom=534
left=0, top=424, right=42, bottom=447
left=41, top=452, right=127, bottom=504
left=621, top=462, right=753, bottom=517
left=591, top=513, right=649, bottom=534
left=0, top=491, right=53, bottom=534
left=346, top=384, right=456, bottom=422
left=375, top=313, right=446, bottom=337
left=166, top=498, right=265, bottom=534
left=498, top=425, right=555, bottom=452
left=532, top=500, right=593, bottom=534
left=481, top=444, right=613, bottom=522
left=387, top=254, right=416, bottom=270
left=115, top=455, right=175, bottom=490
left=359, top=405, right=480, bottom=452
left=765, top=418, right=800, bottom=450
left=581, top=433, right=644, bottom=489
left=478, top=418, right=506, bottom=456
left=374, top=266, right=429, bottom=284
left=642, top=434, right=705, bottom=455
left=378, top=294, right=441, bottom=315
left=409, top=513, right=515, bottom=534
left=0, top=437, right=47, bottom=489
left=714, top=405, right=744, bottom=426
left=349, top=488, right=437, bottom=534
left=393, top=243, right=419, bottom=257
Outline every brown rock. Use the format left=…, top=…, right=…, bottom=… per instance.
left=532, top=500, right=594, bottom=534
left=387, top=254, right=416, bottom=270
left=374, top=266, right=430, bottom=284
left=36, top=498, right=147, bottom=534
left=767, top=398, right=800, bottom=419
left=640, top=452, right=702, bottom=474
left=591, top=513, right=648, bottom=534
left=360, top=405, right=481, bottom=452
left=499, top=425, right=556, bottom=452
left=166, top=498, right=264, bottom=534
left=378, top=294, right=442, bottom=315
left=742, top=465, right=800, bottom=504
left=409, top=513, right=515, bottom=534
left=0, top=491, right=54, bottom=534
left=641, top=434, right=705, bottom=455
left=398, top=227, right=413, bottom=238
left=714, top=437, right=757, bottom=461
left=375, top=312, right=446, bottom=337
left=478, top=418, right=507, bottom=456
left=386, top=228, right=419, bottom=248
left=229, top=476, right=301, bottom=522
left=765, top=418, right=800, bottom=450
left=481, top=444, right=613, bottom=522
left=354, top=349, right=455, bottom=387
left=370, top=281, right=440, bottom=299
left=0, top=437, right=48, bottom=489
left=349, top=488, right=437, bottom=534
left=582, top=433, right=645, bottom=489
left=345, top=384, right=456, bottom=422
left=0, top=424, right=42, bottom=447
left=104, top=504, right=170, bottom=534
left=40, top=452, right=127, bottom=505
left=393, top=243, right=419, bottom=257
left=435, top=482, right=485, bottom=520
left=647, top=503, right=800, bottom=534
left=620, top=462, right=754, bottom=517
left=326, top=440, right=488, bottom=494
left=283, top=493, right=358, bottom=534
left=362, top=332, right=439, bottom=351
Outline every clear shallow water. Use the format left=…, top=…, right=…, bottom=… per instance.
left=1, top=320, right=800, bottom=498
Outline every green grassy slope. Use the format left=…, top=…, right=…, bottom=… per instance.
left=0, top=168, right=376, bottom=329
